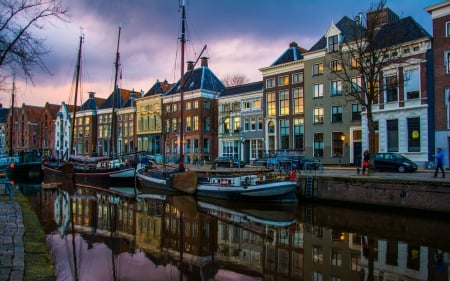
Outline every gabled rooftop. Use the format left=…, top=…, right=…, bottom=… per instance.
left=145, top=80, right=173, bottom=97
left=271, top=42, right=307, bottom=66
left=100, top=88, right=131, bottom=110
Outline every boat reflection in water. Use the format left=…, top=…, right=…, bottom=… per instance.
left=27, top=180, right=450, bottom=281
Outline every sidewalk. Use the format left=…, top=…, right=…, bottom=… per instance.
left=0, top=183, right=24, bottom=281
left=0, top=176, right=55, bottom=281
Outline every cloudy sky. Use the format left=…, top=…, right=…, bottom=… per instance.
left=6, top=0, right=438, bottom=107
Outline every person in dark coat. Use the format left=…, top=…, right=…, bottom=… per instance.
left=362, top=150, right=370, bottom=175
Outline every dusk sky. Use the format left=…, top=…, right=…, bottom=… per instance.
left=4, top=0, right=439, bottom=107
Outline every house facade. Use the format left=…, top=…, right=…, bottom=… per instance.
left=218, top=81, right=264, bottom=164
left=427, top=1, right=450, bottom=167
left=259, top=42, right=306, bottom=158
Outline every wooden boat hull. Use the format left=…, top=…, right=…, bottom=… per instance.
left=42, top=163, right=135, bottom=188
left=136, top=168, right=197, bottom=195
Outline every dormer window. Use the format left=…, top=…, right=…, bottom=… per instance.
left=328, top=35, right=339, bottom=53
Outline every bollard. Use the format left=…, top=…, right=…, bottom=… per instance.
left=357, top=167, right=360, bottom=175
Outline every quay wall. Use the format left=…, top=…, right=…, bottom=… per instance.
left=297, top=174, right=450, bottom=213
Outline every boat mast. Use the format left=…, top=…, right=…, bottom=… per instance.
left=111, top=26, right=121, bottom=157
left=69, top=35, right=83, bottom=159
left=179, top=1, right=186, bottom=171
left=9, top=75, right=15, bottom=156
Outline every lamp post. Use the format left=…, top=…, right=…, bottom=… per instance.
left=57, top=112, right=63, bottom=160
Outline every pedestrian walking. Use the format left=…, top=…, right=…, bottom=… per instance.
left=362, top=150, right=370, bottom=175
left=434, top=147, right=445, bottom=178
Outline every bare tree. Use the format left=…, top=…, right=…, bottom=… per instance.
left=0, top=0, right=70, bottom=84
left=326, top=0, right=420, bottom=170
left=221, top=72, right=249, bottom=87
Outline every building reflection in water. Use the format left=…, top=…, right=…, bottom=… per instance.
left=23, top=182, right=450, bottom=281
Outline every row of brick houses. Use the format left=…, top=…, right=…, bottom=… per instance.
left=1, top=2, right=449, bottom=168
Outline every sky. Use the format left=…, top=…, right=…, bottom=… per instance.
left=3, top=0, right=440, bottom=107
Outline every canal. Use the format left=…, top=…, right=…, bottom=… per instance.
left=17, top=181, right=450, bottom=281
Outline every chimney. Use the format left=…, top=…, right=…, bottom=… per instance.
left=201, top=57, right=208, bottom=67
left=187, top=61, right=194, bottom=71
left=289, top=41, right=298, bottom=48
left=88, top=92, right=96, bottom=99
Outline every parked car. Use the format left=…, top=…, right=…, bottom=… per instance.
left=214, top=156, right=245, bottom=168
left=374, top=152, right=417, bottom=173
left=279, top=155, right=321, bottom=170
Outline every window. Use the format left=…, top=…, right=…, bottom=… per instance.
left=266, top=78, right=275, bottom=88
left=313, top=272, right=323, bottom=281
left=278, top=75, right=289, bottom=86
left=244, top=117, right=249, bottom=131
left=332, top=132, right=344, bottom=157
left=193, top=116, right=199, bottom=131
left=292, top=72, right=303, bottom=84
left=332, top=106, right=342, bottom=122
left=171, top=118, right=177, bottom=133
left=408, top=117, right=420, bottom=152
left=292, top=87, right=304, bottom=114
left=328, top=34, right=339, bottom=53
left=351, top=104, right=361, bottom=121
left=351, top=76, right=362, bottom=94
left=331, top=80, right=343, bottom=96
left=312, top=246, right=324, bottom=263
left=351, top=57, right=360, bottom=68
left=445, top=51, right=450, bottom=74
left=251, top=116, right=256, bottom=131
left=331, top=248, right=343, bottom=266
left=250, top=139, right=263, bottom=159
left=294, top=118, right=304, bottom=151
left=253, top=99, right=261, bottom=110
left=314, top=107, right=324, bottom=124
left=331, top=60, right=342, bottom=72
left=385, top=75, right=398, bottom=102
left=312, top=63, right=324, bottom=75
left=186, top=102, right=191, bottom=110
left=258, top=116, right=263, bottom=130
left=446, top=21, right=450, bottom=37
left=266, top=92, right=276, bottom=116
left=185, top=116, right=191, bottom=132
left=279, top=90, right=290, bottom=115
left=387, top=119, right=399, bottom=152
left=279, top=119, right=289, bottom=149
left=404, top=68, right=420, bottom=99
left=313, top=83, right=324, bottom=98
left=314, top=133, right=324, bottom=157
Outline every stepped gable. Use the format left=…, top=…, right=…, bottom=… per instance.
left=373, top=16, right=432, bottom=49
left=220, top=81, right=263, bottom=98
left=165, top=57, right=225, bottom=96
left=309, top=16, right=366, bottom=51
left=144, top=79, right=173, bottom=97
left=99, top=88, right=131, bottom=109
left=271, top=42, right=307, bottom=66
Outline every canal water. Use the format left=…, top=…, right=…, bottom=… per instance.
left=17, top=181, right=450, bottom=281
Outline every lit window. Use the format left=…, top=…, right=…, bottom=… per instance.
left=278, top=75, right=289, bottom=86
left=407, top=117, right=420, bottom=152
left=351, top=77, right=362, bottom=94
left=266, top=92, right=276, bottom=116
left=314, top=107, right=324, bottom=124
left=351, top=57, right=360, bottom=68
left=331, top=60, right=342, bottom=72
left=292, top=87, right=304, bottom=114
left=312, top=63, right=324, bottom=75
left=279, top=90, right=289, bottom=115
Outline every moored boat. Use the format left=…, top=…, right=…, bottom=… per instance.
left=195, top=171, right=298, bottom=202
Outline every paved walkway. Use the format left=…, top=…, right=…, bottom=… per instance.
left=0, top=182, right=24, bottom=281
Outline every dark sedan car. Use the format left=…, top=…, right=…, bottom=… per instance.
left=279, top=155, right=321, bottom=170
left=374, top=152, right=418, bottom=173
left=214, top=156, right=245, bottom=168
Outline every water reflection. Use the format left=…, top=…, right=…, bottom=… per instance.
left=21, top=181, right=450, bottom=281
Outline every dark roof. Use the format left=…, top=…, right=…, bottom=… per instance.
left=271, top=42, right=307, bottom=66
left=165, top=66, right=225, bottom=96
left=145, top=80, right=173, bottom=97
left=122, top=91, right=138, bottom=108
left=80, top=96, right=101, bottom=111
left=309, top=16, right=366, bottom=51
left=100, top=88, right=131, bottom=109
left=220, top=81, right=264, bottom=97
left=373, top=16, right=431, bottom=49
